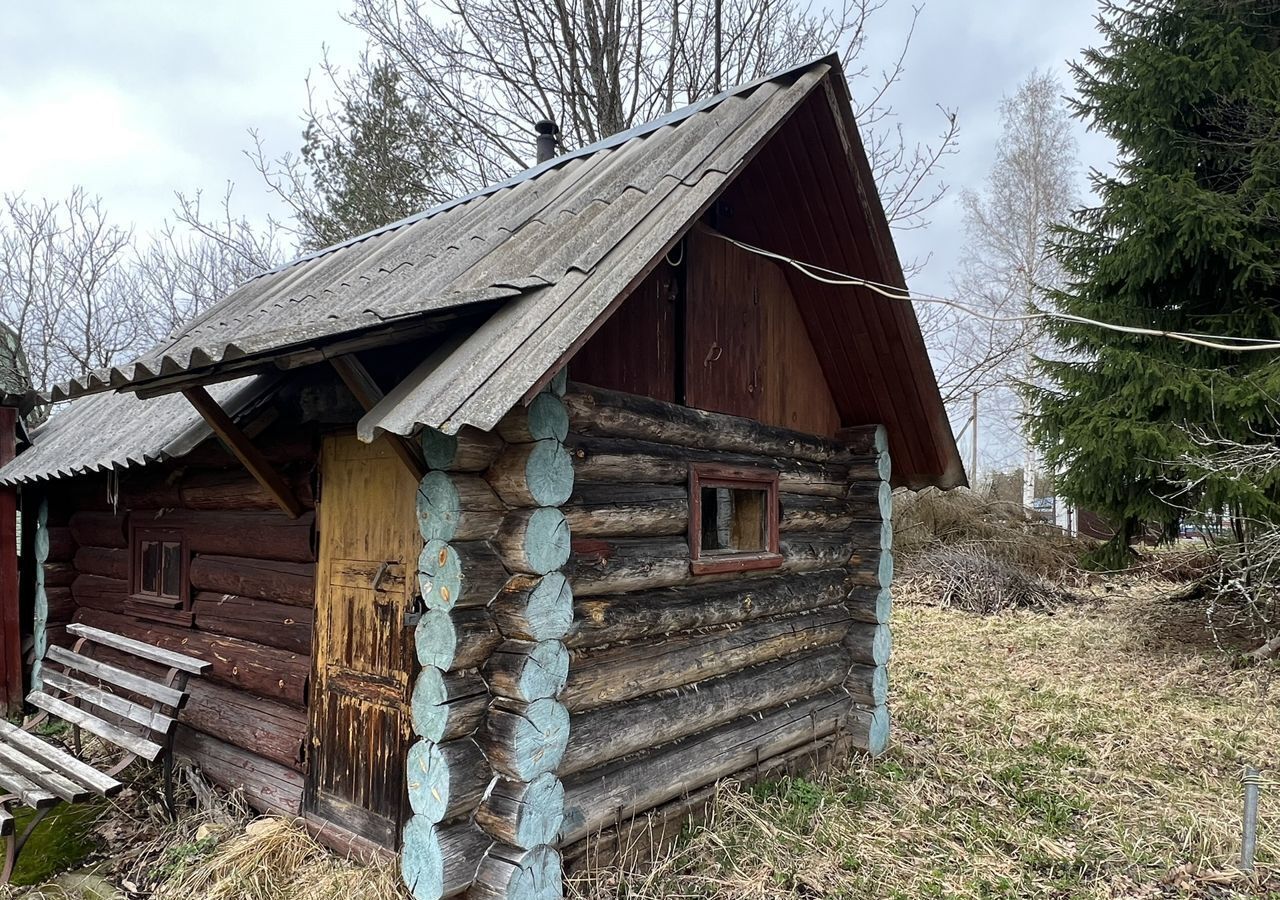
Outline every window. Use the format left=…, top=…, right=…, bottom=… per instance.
left=689, top=464, right=781, bottom=575
left=129, top=527, right=189, bottom=613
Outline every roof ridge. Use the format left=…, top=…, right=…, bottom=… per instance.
left=252, top=54, right=834, bottom=281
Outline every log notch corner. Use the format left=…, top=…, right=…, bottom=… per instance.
left=404, top=381, right=572, bottom=900
left=843, top=424, right=891, bottom=755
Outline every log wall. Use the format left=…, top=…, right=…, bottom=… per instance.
left=405, top=384, right=572, bottom=900
left=556, top=383, right=893, bottom=857
left=37, top=422, right=318, bottom=818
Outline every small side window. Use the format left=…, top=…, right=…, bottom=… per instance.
left=130, top=527, right=189, bottom=609
left=689, top=465, right=781, bottom=575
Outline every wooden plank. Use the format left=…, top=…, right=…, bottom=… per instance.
left=26, top=693, right=164, bottom=762
left=329, top=354, right=427, bottom=479
left=44, top=645, right=185, bottom=708
left=0, top=406, right=21, bottom=715
left=66, top=623, right=210, bottom=675
left=181, top=385, right=305, bottom=518
left=39, top=670, right=175, bottom=734
left=0, top=741, right=92, bottom=803
left=0, top=759, right=58, bottom=808
left=0, top=721, right=120, bottom=797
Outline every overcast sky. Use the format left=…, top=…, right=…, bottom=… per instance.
left=1, top=1, right=1117, bottom=471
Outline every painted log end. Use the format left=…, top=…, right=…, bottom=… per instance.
left=877, top=549, right=893, bottom=589
left=418, top=471, right=462, bottom=543
left=419, top=540, right=462, bottom=611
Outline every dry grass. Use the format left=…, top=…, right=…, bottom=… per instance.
left=152, top=816, right=404, bottom=900
left=893, top=487, right=1089, bottom=580
left=570, top=585, right=1280, bottom=899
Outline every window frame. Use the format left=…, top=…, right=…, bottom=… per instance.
left=688, top=463, right=782, bottom=575
left=128, top=525, right=190, bottom=611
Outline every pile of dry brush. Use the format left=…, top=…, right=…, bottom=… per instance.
left=892, top=488, right=1090, bottom=613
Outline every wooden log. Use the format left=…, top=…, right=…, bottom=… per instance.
left=564, top=606, right=851, bottom=712
left=192, top=592, right=314, bottom=655
left=561, top=645, right=848, bottom=776
left=778, top=533, right=865, bottom=572
left=496, top=392, right=570, bottom=444
left=407, top=737, right=491, bottom=824
left=70, top=574, right=128, bottom=612
left=43, top=587, right=74, bottom=623
left=779, top=493, right=874, bottom=533
left=569, top=534, right=864, bottom=596
left=180, top=469, right=315, bottom=511
left=411, top=669, right=489, bottom=742
left=485, top=440, right=574, bottom=508
left=848, top=586, right=891, bottom=625
left=415, top=607, right=501, bottom=671
left=181, top=429, right=316, bottom=469
left=567, top=434, right=860, bottom=497
left=563, top=384, right=856, bottom=464
left=493, top=509, right=571, bottom=576
left=561, top=484, right=688, bottom=538
left=418, top=540, right=509, bottom=611
left=42, top=561, right=77, bottom=588
left=401, top=818, right=491, bottom=900
left=492, top=574, right=573, bottom=642
left=188, top=555, right=316, bottom=606
left=73, top=608, right=309, bottom=705
left=69, top=512, right=126, bottom=549
left=421, top=426, right=504, bottom=473
left=567, top=537, right=689, bottom=595
left=847, top=663, right=888, bottom=708
left=182, top=678, right=307, bottom=770
left=558, top=691, right=849, bottom=845
left=484, top=640, right=569, bottom=702
left=45, top=527, right=75, bottom=562
left=481, top=698, right=570, bottom=780
left=138, top=509, right=316, bottom=563
left=471, top=843, right=561, bottom=900
left=845, top=623, right=892, bottom=666
left=847, top=703, right=890, bottom=756
left=72, top=546, right=128, bottom=581
left=567, top=569, right=851, bottom=649
left=416, top=472, right=505, bottom=543
left=174, top=726, right=303, bottom=816
left=475, top=772, right=564, bottom=848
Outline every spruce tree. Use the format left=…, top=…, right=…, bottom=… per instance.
left=299, top=61, right=452, bottom=249
left=1028, top=0, right=1280, bottom=558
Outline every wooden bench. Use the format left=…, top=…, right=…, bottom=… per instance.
left=0, top=623, right=209, bottom=882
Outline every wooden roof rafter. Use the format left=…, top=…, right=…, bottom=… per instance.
left=180, top=386, right=305, bottom=519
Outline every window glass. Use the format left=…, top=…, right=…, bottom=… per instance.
left=700, top=487, right=767, bottom=553
left=161, top=542, right=183, bottom=598
left=140, top=541, right=160, bottom=595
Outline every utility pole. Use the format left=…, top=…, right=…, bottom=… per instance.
left=713, top=0, right=722, bottom=93
left=970, top=391, right=979, bottom=487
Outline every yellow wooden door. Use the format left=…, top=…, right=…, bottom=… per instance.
left=306, top=434, right=419, bottom=846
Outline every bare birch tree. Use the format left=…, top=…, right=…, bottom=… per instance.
left=941, top=70, right=1078, bottom=485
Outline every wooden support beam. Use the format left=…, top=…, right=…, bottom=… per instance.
left=181, top=386, right=305, bottom=519
left=329, top=355, right=426, bottom=479
left=0, top=406, right=22, bottom=715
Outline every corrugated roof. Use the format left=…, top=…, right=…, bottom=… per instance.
left=0, top=377, right=268, bottom=485
left=49, top=60, right=829, bottom=406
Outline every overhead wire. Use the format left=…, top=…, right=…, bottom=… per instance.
left=710, top=231, right=1280, bottom=353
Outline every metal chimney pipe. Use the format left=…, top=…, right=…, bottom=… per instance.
left=535, top=119, right=559, bottom=164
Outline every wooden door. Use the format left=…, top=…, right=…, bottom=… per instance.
left=306, top=434, right=419, bottom=846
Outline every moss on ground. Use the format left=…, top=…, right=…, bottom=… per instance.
left=10, top=801, right=104, bottom=887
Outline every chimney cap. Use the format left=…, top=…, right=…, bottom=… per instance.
left=534, top=119, right=559, bottom=136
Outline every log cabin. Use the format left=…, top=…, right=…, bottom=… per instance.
left=0, top=55, right=963, bottom=899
